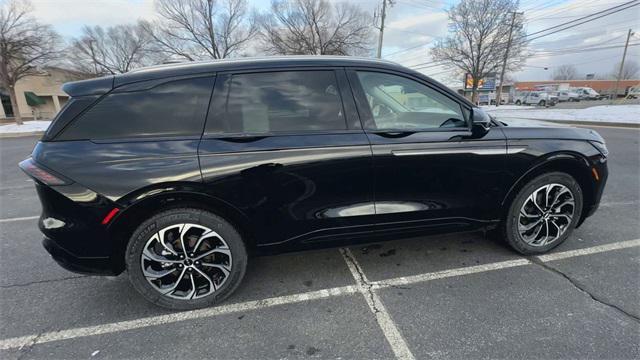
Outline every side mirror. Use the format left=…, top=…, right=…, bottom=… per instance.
left=471, top=107, right=491, bottom=137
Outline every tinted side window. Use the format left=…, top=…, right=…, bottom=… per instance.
left=212, top=71, right=346, bottom=134
left=58, top=76, right=214, bottom=140
left=356, top=71, right=466, bottom=130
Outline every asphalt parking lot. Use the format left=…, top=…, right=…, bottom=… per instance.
left=0, top=125, right=638, bottom=360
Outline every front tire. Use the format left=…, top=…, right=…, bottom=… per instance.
left=126, top=208, right=247, bottom=310
left=503, top=172, right=583, bottom=255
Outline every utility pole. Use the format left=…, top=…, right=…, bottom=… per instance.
left=375, top=0, right=393, bottom=58
left=613, top=29, right=634, bottom=100
left=496, top=11, right=522, bottom=107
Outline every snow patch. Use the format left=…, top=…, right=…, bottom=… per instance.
left=0, top=121, right=51, bottom=134
left=484, top=105, right=640, bottom=124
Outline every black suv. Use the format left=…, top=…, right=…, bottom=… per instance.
left=20, top=57, right=608, bottom=309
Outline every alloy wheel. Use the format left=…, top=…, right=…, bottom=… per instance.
left=518, top=183, right=575, bottom=247
left=140, top=223, right=232, bottom=299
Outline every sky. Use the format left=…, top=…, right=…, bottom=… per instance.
left=23, top=0, right=640, bottom=87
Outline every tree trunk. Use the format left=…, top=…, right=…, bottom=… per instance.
left=8, top=85, right=22, bottom=125
left=471, top=75, right=480, bottom=105
left=471, top=85, right=479, bottom=105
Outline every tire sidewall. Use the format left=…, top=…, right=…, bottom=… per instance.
left=126, top=208, right=247, bottom=310
left=504, top=172, right=583, bottom=254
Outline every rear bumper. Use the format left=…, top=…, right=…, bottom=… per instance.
left=33, top=181, right=125, bottom=275
left=43, top=237, right=118, bottom=275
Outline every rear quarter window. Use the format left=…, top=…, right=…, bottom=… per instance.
left=209, top=70, right=347, bottom=134
left=57, top=76, right=214, bottom=140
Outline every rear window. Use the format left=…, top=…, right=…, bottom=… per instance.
left=210, top=71, right=346, bottom=134
left=58, top=76, right=214, bottom=140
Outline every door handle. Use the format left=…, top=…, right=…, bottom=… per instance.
left=372, top=131, right=414, bottom=138
left=217, top=136, right=267, bottom=143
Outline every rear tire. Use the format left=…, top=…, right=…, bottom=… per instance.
left=126, top=208, right=247, bottom=310
left=502, top=172, right=583, bottom=255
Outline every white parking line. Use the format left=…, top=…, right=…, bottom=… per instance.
left=0, top=215, right=38, bottom=223
left=340, top=248, right=416, bottom=360
left=370, top=259, right=531, bottom=289
left=0, top=285, right=359, bottom=351
left=537, top=238, right=640, bottom=262
left=1, top=238, right=639, bottom=352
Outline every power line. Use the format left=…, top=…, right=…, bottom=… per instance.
left=524, top=0, right=602, bottom=21
left=411, top=62, right=447, bottom=70
left=525, top=0, right=639, bottom=40
left=531, top=33, right=629, bottom=53
left=383, top=42, right=431, bottom=58
left=528, top=43, right=639, bottom=58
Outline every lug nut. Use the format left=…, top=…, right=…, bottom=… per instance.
left=189, top=253, right=194, bottom=257
left=179, top=254, right=185, bottom=259
left=195, top=261, right=200, bottom=266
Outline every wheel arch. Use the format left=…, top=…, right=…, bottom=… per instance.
left=106, top=185, right=255, bottom=273
left=501, top=152, right=596, bottom=227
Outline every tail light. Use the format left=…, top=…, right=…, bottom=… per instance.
left=18, top=158, right=71, bottom=186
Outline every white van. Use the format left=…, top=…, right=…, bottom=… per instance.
left=572, top=87, right=604, bottom=100
left=514, top=91, right=558, bottom=106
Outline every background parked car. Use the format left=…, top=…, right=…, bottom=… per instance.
left=572, top=87, right=606, bottom=100
left=514, top=91, right=558, bottom=106
left=555, top=90, right=580, bottom=102
left=477, top=93, right=506, bottom=105
left=626, top=86, right=640, bottom=99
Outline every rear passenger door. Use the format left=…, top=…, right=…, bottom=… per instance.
left=198, top=69, right=374, bottom=248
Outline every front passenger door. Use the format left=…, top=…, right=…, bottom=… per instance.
left=348, top=70, right=507, bottom=233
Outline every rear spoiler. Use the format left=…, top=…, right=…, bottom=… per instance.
left=62, top=76, right=114, bottom=97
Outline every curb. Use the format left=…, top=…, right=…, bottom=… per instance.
left=0, top=131, right=45, bottom=139
left=545, top=119, right=640, bottom=128
left=496, top=116, right=640, bottom=128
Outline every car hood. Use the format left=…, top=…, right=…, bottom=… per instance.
left=496, top=117, right=605, bottom=143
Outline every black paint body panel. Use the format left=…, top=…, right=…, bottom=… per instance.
left=23, top=57, right=608, bottom=275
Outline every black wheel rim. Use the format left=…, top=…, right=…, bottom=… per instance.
left=140, top=223, right=232, bottom=300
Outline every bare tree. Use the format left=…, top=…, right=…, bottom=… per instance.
left=68, top=23, right=164, bottom=76
left=0, top=0, right=60, bottom=124
left=431, top=0, right=526, bottom=103
left=611, top=60, right=639, bottom=80
left=258, top=0, right=372, bottom=56
left=552, top=64, right=578, bottom=80
left=141, top=0, right=258, bottom=61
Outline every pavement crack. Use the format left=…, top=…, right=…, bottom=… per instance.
left=340, top=248, right=381, bottom=314
left=530, top=257, right=640, bottom=323
left=16, top=333, right=42, bottom=360
left=0, top=275, right=89, bottom=289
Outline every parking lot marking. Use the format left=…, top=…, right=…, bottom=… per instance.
left=0, top=285, right=359, bottom=351
left=0, top=215, right=38, bottom=223
left=2, top=238, right=639, bottom=351
left=370, top=259, right=532, bottom=289
left=340, top=248, right=416, bottom=360
left=537, top=238, right=640, bottom=262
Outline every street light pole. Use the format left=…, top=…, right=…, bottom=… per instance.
left=613, top=29, right=634, bottom=100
